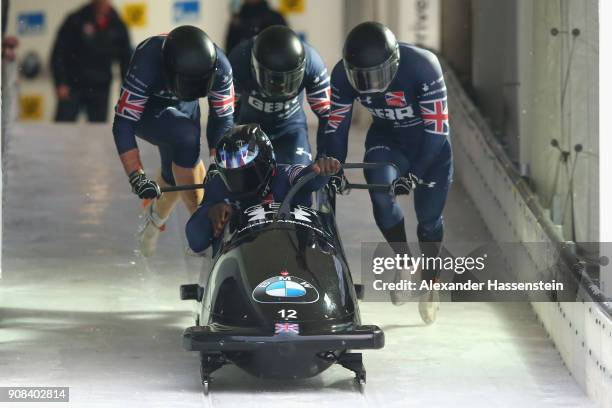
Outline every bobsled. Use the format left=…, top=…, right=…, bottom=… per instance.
left=174, top=163, right=394, bottom=394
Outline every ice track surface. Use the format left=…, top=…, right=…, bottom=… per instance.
left=0, top=124, right=594, bottom=407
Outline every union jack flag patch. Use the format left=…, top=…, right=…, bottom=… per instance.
left=420, top=98, right=449, bottom=135
left=306, top=86, right=331, bottom=117
left=275, top=322, right=300, bottom=334
left=209, top=85, right=235, bottom=117
left=115, top=88, right=147, bottom=121
left=326, top=102, right=352, bottom=132
left=385, top=91, right=407, bottom=107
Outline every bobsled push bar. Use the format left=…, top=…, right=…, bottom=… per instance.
left=274, top=161, right=398, bottom=218
left=274, top=161, right=397, bottom=220
left=342, top=162, right=399, bottom=192
left=158, top=162, right=398, bottom=193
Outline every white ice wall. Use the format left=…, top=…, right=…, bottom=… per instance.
left=447, top=64, right=612, bottom=408
left=469, top=0, right=599, bottom=244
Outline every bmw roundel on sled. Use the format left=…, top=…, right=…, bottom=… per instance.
left=174, top=164, right=394, bottom=394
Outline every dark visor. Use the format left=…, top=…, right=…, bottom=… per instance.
left=252, top=53, right=305, bottom=98
left=216, top=159, right=272, bottom=194
left=172, top=69, right=216, bottom=101
left=343, top=47, right=399, bottom=94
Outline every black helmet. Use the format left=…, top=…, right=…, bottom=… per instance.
left=162, top=25, right=218, bottom=101
left=215, top=124, right=276, bottom=195
left=252, top=25, right=306, bottom=98
left=343, top=22, right=400, bottom=94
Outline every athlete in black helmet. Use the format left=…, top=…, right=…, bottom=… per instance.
left=162, top=25, right=218, bottom=101
left=323, top=22, right=454, bottom=324
left=185, top=124, right=340, bottom=254
left=214, top=124, right=277, bottom=195
left=112, top=25, right=235, bottom=257
left=342, top=21, right=400, bottom=94
left=251, top=25, right=306, bottom=98
left=229, top=25, right=331, bottom=166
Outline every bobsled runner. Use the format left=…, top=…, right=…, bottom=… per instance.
left=171, top=163, right=396, bottom=394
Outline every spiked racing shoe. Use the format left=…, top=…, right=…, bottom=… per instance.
left=390, top=261, right=421, bottom=306
left=137, top=200, right=167, bottom=257
left=418, top=277, right=440, bottom=325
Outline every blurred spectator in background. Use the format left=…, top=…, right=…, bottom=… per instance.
left=2, top=0, right=17, bottom=61
left=2, top=0, right=19, bottom=153
left=51, top=0, right=132, bottom=123
left=225, top=0, right=287, bottom=53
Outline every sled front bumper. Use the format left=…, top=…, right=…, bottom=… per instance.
left=183, top=324, right=385, bottom=352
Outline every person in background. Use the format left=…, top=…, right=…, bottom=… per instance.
left=225, top=0, right=287, bottom=54
left=51, top=0, right=132, bottom=122
left=2, top=0, right=19, bottom=154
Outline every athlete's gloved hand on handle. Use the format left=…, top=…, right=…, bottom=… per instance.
left=391, top=173, right=419, bottom=196
left=201, top=163, right=219, bottom=186
left=313, top=156, right=347, bottom=194
left=329, top=174, right=348, bottom=195
left=129, top=170, right=161, bottom=199
left=311, top=157, right=341, bottom=176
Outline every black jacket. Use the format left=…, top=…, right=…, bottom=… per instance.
left=2, top=0, right=9, bottom=36
left=51, top=4, right=131, bottom=88
left=225, top=1, right=287, bottom=53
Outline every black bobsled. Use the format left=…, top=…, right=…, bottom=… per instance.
left=175, top=163, right=394, bottom=393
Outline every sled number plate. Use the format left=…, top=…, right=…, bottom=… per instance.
left=277, top=309, right=297, bottom=319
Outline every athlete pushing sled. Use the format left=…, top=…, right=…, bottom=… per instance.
left=323, top=22, right=454, bottom=324
left=112, top=25, right=235, bottom=257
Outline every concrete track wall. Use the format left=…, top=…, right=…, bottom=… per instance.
left=447, top=65, right=611, bottom=407
left=467, top=0, right=599, bottom=244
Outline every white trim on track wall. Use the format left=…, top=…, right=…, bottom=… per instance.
left=447, top=64, right=612, bottom=406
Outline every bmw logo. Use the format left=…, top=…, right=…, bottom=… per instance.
left=252, top=272, right=320, bottom=304
left=265, top=280, right=306, bottom=297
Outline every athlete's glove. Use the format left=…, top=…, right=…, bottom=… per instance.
left=204, top=163, right=220, bottom=184
left=391, top=173, right=419, bottom=196
left=129, top=170, right=161, bottom=199
left=329, top=174, right=349, bottom=195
